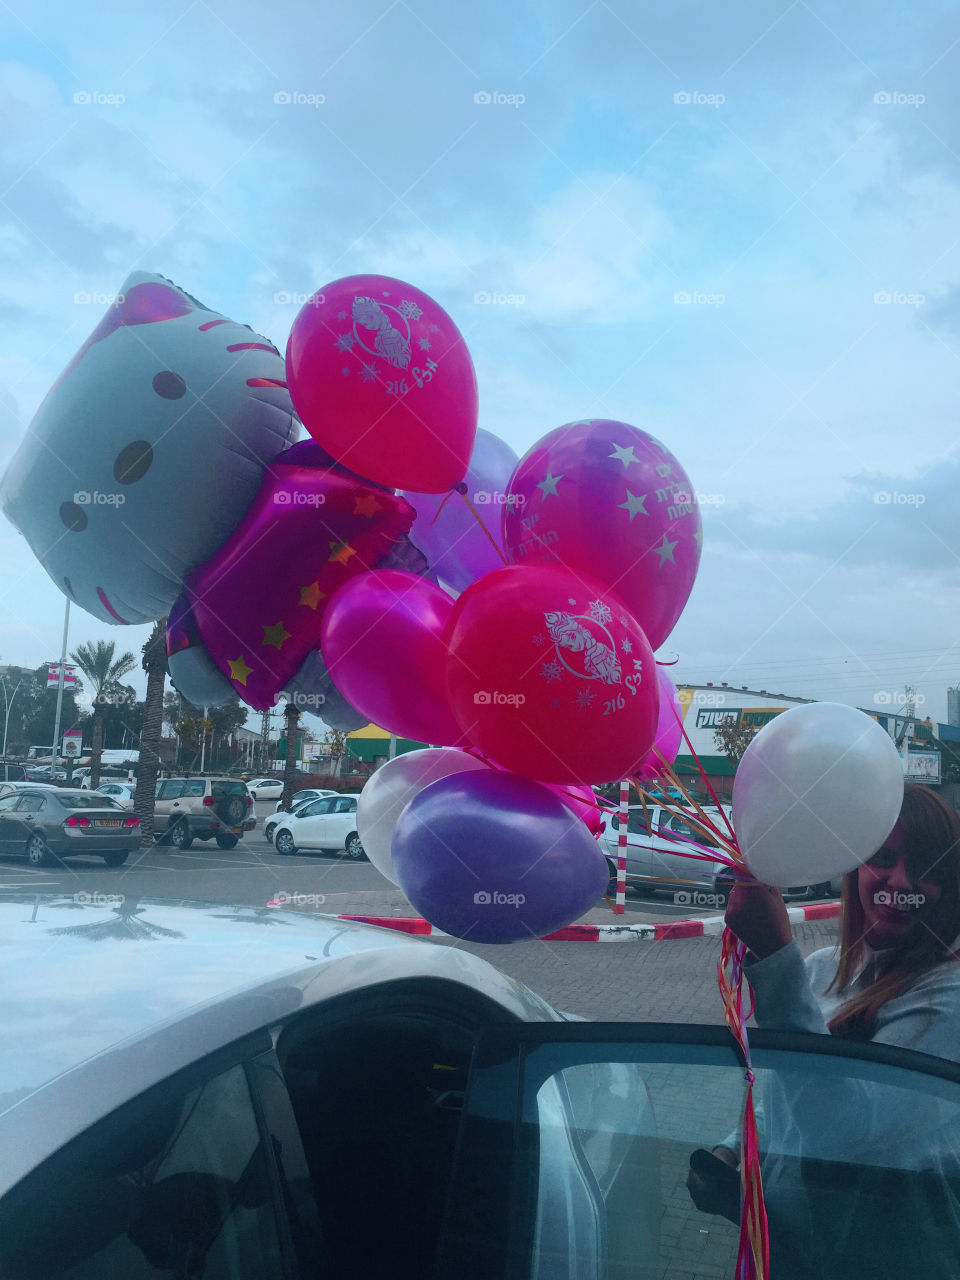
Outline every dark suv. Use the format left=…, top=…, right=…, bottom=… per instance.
left=154, top=777, right=255, bottom=850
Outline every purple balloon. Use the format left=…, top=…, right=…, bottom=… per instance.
left=637, top=667, right=684, bottom=779
left=401, top=429, right=518, bottom=593
left=392, top=769, right=609, bottom=943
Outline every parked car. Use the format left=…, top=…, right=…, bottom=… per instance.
left=22, top=764, right=66, bottom=782
left=246, top=777, right=285, bottom=801
left=0, top=893, right=955, bottom=1280
left=92, top=782, right=135, bottom=809
left=263, top=791, right=334, bottom=845
left=272, top=793, right=364, bottom=859
left=153, top=777, right=256, bottom=850
left=598, top=804, right=839, bottom=905
left=0, top=788, right=140, bottom=866
left=0, top=781, right=48, bottom=801
left=274, top=787, right=339, bottom=814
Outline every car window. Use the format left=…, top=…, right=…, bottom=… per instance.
left=184, top=779, right=206, bottom=798
left=15, top=794, right=47, bottom=813
left=440, top=1030, right=960, bottom=1280
left=61, top=793, right=123, bottom=809
left=300, top=797, right=336, bottom=816
left=0, top=793, right=22, bottom=810
left=212, top=780, right=247, bottom=797
left=664, top=813, right=720, bottom=846
left=158, top=780, right=185, bottom=800
left=334, top=797, right=356, bottom=813
left=0, top=1062, right=284, bottom=1278
left=610, top=809, right=650, bottom=834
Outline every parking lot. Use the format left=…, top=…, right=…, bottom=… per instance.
left=0, top=799, right=842, bottom=1022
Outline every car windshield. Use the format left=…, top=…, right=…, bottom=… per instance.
left=211, top=781, right=247, bottom=797
left=56, top=793, right=123, bottom=809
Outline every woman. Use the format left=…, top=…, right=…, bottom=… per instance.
left=688, top=783, right=960, bottom=1276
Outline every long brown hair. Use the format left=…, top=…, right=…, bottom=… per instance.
left=827, top=784, right=960, bottom=1038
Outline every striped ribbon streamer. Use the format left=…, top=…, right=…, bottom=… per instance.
left=615, top=779, right=628, bottom=915
left=718, top=926, right=769, bottom=1280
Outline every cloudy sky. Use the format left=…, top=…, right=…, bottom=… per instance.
left=2, top=0, right=960, bottom=729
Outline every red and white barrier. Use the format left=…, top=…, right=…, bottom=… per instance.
left=265, top=900, right=840, bottom=942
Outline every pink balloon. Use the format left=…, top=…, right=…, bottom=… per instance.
left=503, top=420, right=702, bottom=650
left=320, top=570, right=466, bottom=745
left=286, top=275, right=478, bottom=493
left=637, top=667, right=684, bottom=779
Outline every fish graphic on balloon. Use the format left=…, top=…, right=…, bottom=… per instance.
left=0, top=271, right=444, bottom=720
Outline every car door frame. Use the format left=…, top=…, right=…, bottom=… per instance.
left=433, top=1021, right=960, bottom=1280
left=154, top=778, right=186, bottom=832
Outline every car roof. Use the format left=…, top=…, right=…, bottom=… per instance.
left=0, top=895, right=560, bottom=1194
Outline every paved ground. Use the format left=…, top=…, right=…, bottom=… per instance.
left=0, top=799, right=841, bottom=1025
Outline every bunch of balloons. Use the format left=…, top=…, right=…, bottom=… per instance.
left=1, top=269, right=704, bottom=941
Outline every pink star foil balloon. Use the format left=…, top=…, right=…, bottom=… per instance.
left=503, top=420, right=702, bottom=651
left=178, top=464, right=415, bottom=711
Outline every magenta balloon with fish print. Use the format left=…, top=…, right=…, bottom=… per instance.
left=444, top=564, right=659, bottom=785
left=502, top=420, right=702, bottom=651
left=286, top=274, right=479, bottom=494
left=636, top=667, right=685, bottom=779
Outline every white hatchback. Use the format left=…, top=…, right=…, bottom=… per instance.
left=272, top=794, right=364, bottom=859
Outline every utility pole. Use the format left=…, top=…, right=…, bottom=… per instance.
left=50, top=598, right=71, bottom=780
left=200, top=705, right=208, bottom=773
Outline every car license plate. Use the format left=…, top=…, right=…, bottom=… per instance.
left=96, top=819, right=123, bottom=828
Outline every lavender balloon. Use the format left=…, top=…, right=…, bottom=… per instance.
left=392, top=769, right=609, bottom=943
left=637, top=667, right=685, bottom=779
left=401, top=429, right=518, bottom=593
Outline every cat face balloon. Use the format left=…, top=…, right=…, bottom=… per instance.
left=0, top=273, right=298, bottom=624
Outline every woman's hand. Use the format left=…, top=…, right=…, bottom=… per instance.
left=685, top=1146, right=741, bottom=1222
left=724, top=877, right=793, bottom=960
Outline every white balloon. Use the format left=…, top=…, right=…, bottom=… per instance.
left=732, top=702, right=904, bottom=888
left=357, top=748, right=489, bottom=884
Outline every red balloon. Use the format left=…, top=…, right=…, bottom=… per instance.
left=286, top=274, right=478, bottom=493
left=321, top=570, right=466, bottom=746
left=444, top=564, right=659, bottom=785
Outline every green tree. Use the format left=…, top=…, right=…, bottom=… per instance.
left=281, top=700, right=300, bottom=810
left=69, top=641, right=136, bottom=788
left=713, top=717, right=758, bottom=769
left=17, top=664, right=84, bottom=754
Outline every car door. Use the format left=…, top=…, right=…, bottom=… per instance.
left=435, top=1024, right=960, bottom=1280
left=325, top=797, right=358, bottom=850
left=0, top=792, right=23, bottom=855
left=290, top=797, right=334, bottom=848
left=603, top=806, right=654, bottom=881
left=7, top=792, right=50, bottom=858
left=643, top=811, right=717, bottom=897
left=0, top=1056, right=294, bottom=1278
left=154, top=779, right=185, bottom=831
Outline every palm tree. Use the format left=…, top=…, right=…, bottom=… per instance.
left=135, top=619, right=167, bottom=847
left=69, top=640, right=137, bottom=788
left=281, top=699, right=300, bottom=811
left=46, top=898, right=185, bottom=943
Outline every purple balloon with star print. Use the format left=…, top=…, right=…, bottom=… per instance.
left=502, top=420, right=702, bottom=651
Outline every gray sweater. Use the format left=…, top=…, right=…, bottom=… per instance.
left=718, top=943, right=960, bottom=1278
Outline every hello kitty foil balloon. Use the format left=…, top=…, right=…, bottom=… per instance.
left=0, top=273, right=418, bottom=716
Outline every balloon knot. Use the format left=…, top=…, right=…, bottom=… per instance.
left=455, top=482, right=468, bottom=495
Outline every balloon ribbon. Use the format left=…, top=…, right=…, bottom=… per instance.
left=631, top=704, right=769, bottom=1280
